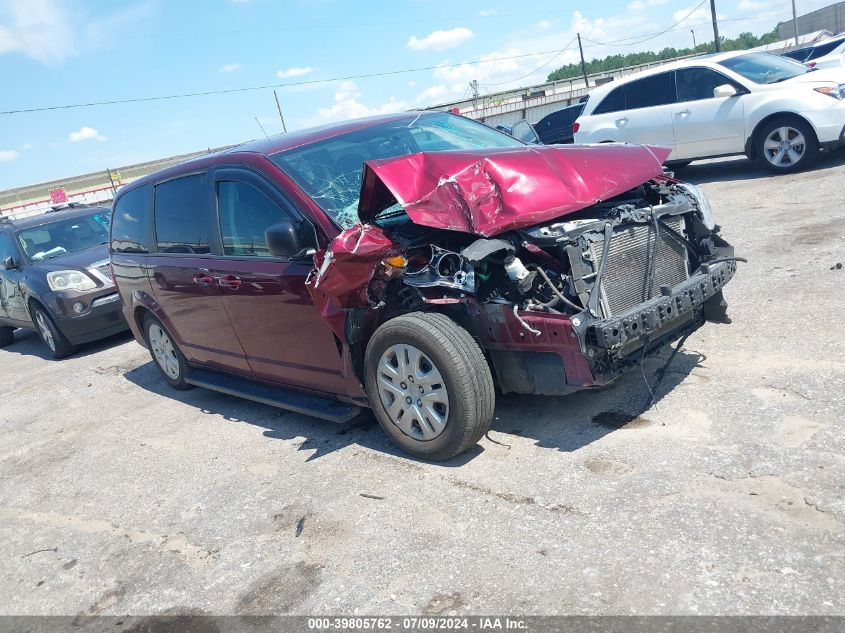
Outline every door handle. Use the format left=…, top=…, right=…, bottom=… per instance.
left=192, top=272, right=215, bottom=286
left=218, top=274, right=242, bottom=290
left=676, top=109, right=691, bottom=116
left=615, top=117, right=628, bottom=126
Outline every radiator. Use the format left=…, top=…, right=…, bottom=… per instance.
left=589, top=215, right=689, bottom=317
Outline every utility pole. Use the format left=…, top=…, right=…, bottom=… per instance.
left=469, top=80, right=480, bottom=109
left=791, top=0, right=799, bottom=45
left=273, top=90, right=287, bottom=134
left=691, top=29, right=696, bottom=50
left=577, top=33, right=589, bottom=89
left=710, top=0, right=721, bottom=52
left=106, top=168, right=117, bottom=196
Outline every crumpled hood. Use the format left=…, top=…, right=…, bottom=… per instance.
left=358, top=143, right=672, bottom=237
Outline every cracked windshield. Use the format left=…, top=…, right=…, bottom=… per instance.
left=270, top=112, right=523, bottom=228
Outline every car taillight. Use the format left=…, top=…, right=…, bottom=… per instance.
left=572, top=121, right=581, bottom=134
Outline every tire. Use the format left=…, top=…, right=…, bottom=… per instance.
left=142, top=313, right=191, bottom=390
left=364, top=312, right=495, bottom=461
left=756, top=116, right=818, bottom=174
left=0, top=326, right=15, bottom=348
left=30, top=303, right=74, bottom=359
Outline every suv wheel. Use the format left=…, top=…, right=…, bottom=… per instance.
left=143, top=314, right=191, bottom=390
left=757, top=117, right=818, bottom=173
left=0, top=326, right=15, bottom=348
left=31, top=304, right=74, bottom=359
left=364, top=312, right=495, bottom=461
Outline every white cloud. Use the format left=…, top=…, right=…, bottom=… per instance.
left=414, top=84, right=449, bottom=105
left=20, top=143, right=32, bottom=150
left=0, top=0, right=76, bottom=64
left=276, top=66, right=314, bottom=79
left=407, top=80, right=418, bottom=87
left=627, top=0, right=669, bottom=10
left=219, top=63, right=242, bottom=72
left=0, top=150, right=19, bottom=162
left=672, top=5, right=724, bottom=29
left=316, top=81, right=409, bottom=123
left=478, top=9, right=496, bottom=16
left=0, top=0, right=154, bottom=65
left=535, top=20, right=554, bottom=32
left=68, top=126, right=108, bottom=143
left=407, top=27, right=474, bottom=51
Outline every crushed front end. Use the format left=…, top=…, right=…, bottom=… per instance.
left=308, top=145, right=741, bottom=397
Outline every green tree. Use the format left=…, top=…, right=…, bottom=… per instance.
left=547, top=28, right=780, bottom=82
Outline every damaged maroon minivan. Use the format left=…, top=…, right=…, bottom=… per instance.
left=110, top=112, right=738, bottom=460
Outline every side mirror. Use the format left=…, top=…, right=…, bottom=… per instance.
left=511, top=119, right=541, bottom=145
left=2, top=256, right=17, bottom=270
left=713, top=84, right=738, bottom=98
left=265, top=218, right=318, bottom=259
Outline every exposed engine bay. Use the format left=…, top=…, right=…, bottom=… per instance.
left=307, top=148, right=741, bottom=397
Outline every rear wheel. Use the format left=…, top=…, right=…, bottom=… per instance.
left=364, top=312, right=495, bottom=461
left=756, top=117, right=818, bottom=173
left=0, top=326, right=15, bottom=348
left=143, top=314, right=191, bottom=390
left=31, top=303, right=74, bottom=359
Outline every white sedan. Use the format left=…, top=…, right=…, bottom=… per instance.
left=573, top=51, right=845, bottom=173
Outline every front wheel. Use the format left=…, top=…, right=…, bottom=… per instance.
left=364, top=312, right=495, bottom=461
left=757, top=117, right=818, bottom=173
left=143, top=314, right=191, bottom=390
left=31, top=304, right=74, bottom=359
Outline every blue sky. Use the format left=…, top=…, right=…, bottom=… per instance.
left=0, top=0, right=831, bottom=189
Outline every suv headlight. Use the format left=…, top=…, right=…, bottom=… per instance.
left=677, top=183, right=716, bottom=230
left=47, top=270, right=97, bottom=292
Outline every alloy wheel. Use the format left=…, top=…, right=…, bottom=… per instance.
left=376, top=343, right=449, bottom=441
left=763, top=126, right=806, bottom=167
left=148, top=323, right=180, bottom=380
left=34, top=310, right=55, bottom=352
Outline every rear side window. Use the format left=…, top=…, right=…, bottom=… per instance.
left=625, top=72, right=676, bottom=109
left=217, top=181, right=291, bottom=257
left=154, top=174, right=210, bottom=254
left=592, top=85, right=625, bottom=115
left=111, top=185, right=152, bottom=253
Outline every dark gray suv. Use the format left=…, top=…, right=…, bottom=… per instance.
left=0, top=205, right=128, bottom=358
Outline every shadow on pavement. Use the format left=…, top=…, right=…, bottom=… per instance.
left=678, top=149, right=845, bottom=185
left=123, top=338, right=705, bottom=466
left=1, top=327, right=134, bottom=362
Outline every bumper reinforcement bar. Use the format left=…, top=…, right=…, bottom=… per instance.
left=589, top=260, right=737, bottom=349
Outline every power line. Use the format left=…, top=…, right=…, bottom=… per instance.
left=580, top=9, right=792, bottom=49
left=0, top=48, right=574, bottom=116
left=581, top=0, right=707, bottom=47
left=1, top=5, right=793, bottom=116
left=480, top=37, right=579, bottom=87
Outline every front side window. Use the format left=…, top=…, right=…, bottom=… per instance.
left=270, top=112, right=523, bottom=229
left=0, top=232, right=16, bottom=262
left=625, top=72, right=677, bottom=109
left=719, top=52, right=811, bottom=84
left=592, top=85, right=625, bottom=115
left=217, top=181, right=289, bottom=257
left=111, top=185, right=152, bottom=253
left=154, top=174, right=210, bottom=254
left=17, top=212, right=111, bottom=262
left=676, top=67, right=740, bottom=102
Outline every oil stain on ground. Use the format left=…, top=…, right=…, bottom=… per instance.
left=237, top=561, right=323, bottom=614
left=591, top=411, right=652, bottom=429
